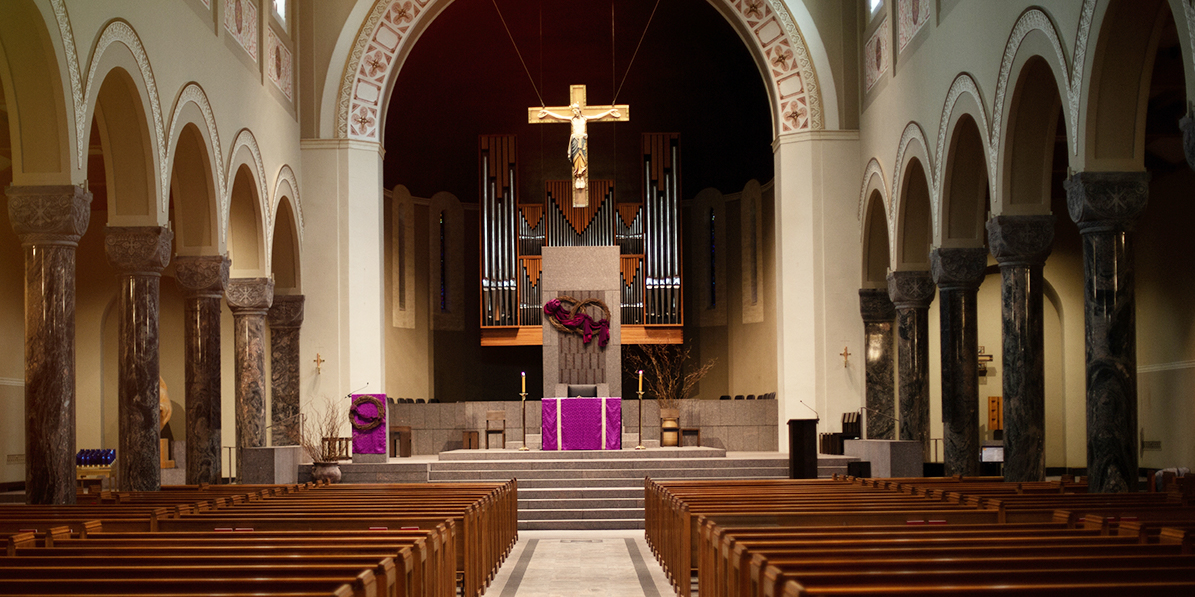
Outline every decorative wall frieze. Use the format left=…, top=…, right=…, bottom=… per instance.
left=6, top=185, right=92, bottom=245
left=267, top=294, right=305, bottom=328
left=105, top=226, right=173, bottom=275
left=175, top=255, right=231, bottom=298
left=226, top=278, right=275, bottom=312
left=886, top=270, right=935, bottom=309
left=930, top=247, right=988, bottom=290
left=1064, top=171, right=1149, bottom=231
left=987, top=215, right=1055, bottom=266
left=859, top=288, right=896, bottom=323
left=337, top=0, right=823, bottom=141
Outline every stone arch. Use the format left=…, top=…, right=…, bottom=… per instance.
left=0, top=0, right=74, bottom=183
left=166, top=83, right=224, bottom=249
left=328, top=0, right=829, bottom=142
left=861, top=188, right=890, bottom=289
left=271, top=195, right=302, bottom=293
left=891, top=122, right=932, bottom=269
left=857, top=157, right=888, bottom=242
left=1078, top=0, right=1169, bottom=171
left=932, top=74, right=992, bottom=236
left=167, top=85, right=223, bottom=255
left=270, top=164, right=303, bottom=245
left=226, top=131, right=268, bottom=277
left=225, top=129, right=270, bottom=268
left=895, top=156, right=933, bottom=270
left=1000, top=56, right=1063, bottom=216
left=81, top=19, right=166, bottom=222
left=939, top=113, right=990, bottom=248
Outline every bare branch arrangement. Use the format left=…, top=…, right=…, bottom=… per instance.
left=625, top=344, right=716, bottom=411
left=287, top=394, right=346, bottom=463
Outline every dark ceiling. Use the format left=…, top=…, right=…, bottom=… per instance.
left=382, top=0, right=774, bottom=204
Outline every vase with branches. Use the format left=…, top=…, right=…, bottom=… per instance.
left=625, top=344, right=716, bottom=411
left=284, top=395, right=346, bottom=483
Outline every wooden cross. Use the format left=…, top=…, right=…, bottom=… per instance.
left=528, top=84, right=629, bottom=207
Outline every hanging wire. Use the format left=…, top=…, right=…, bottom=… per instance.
left=613, top=0, right=661, bottom=103
left=491, top=0, right=545, bottom=107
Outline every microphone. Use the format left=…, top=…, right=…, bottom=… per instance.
left=798, top=400, right=820, bottom=421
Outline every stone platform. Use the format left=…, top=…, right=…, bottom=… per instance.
left=299, top=447, right=856, bottom=530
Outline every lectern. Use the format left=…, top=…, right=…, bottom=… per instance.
left=788, top=418, right=819, bottom=479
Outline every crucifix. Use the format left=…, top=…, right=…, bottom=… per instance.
left=528, top=84, right=629, bottom=207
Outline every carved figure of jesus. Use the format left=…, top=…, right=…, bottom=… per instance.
left=529, top=85, right=629, bottom=207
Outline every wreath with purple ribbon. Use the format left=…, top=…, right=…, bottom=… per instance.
left=350, top=395, right=385, bottom=432
left=544, top=296, right=611, bottom=347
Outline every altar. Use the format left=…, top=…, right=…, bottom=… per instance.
left=542, top=397, right=621, bottom=450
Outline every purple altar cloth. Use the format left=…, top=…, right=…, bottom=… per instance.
left=541, top=397, right=621, bottom=450
left=350, top=394, right=388, bottom=455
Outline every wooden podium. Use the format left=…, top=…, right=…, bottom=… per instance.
left=787, top=419, right=819, bottom=479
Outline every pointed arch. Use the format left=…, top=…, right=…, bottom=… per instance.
left=81, top=19, right=167, bottom=221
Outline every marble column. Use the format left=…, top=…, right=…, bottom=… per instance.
left=931, top=248, right=988, bottom=477
left=987, top=215, right=1054, bottom=482
left=859, top=289, right=897, bottom=440
left=7, top=185, right=91, bottom=504
left=105, top=226, right=173, bottom=492
left=226, top=278, right=274, bottom=454
left=174, top=255, right=229, bottom=485
left=887, top=270, right=936, bottom=456
left=1065, top=171, right=1148, bottom=493
left=267, top=295, right=304, bottom=446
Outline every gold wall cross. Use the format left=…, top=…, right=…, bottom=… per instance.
left=529, top=84, right=629, bottom=207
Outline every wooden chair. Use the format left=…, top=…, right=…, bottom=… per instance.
left=485, top=411, right=506, bottom=449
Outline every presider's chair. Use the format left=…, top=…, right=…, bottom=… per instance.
left=485, top=410, right=506, bottom=449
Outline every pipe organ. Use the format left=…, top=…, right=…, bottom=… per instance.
left=479, top=133, right=683, bottom=345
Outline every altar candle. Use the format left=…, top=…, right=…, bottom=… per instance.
left=521, top=371, right=526, bottom=393
left=638, top=370, right=643, bottom=392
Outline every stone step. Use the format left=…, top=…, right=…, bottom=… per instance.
left=436, top=447, right=727, bottom=460
left=429, top=457, right=788, bottom=471
left=519, top=518, right=644, bottom=531
left=518, top=487, right=644, bottom=500
left=519, top=497, right=644, bottom=510
left=428, top=466, right=788, bottom=481
left=520, top=507, right=643, bottom=521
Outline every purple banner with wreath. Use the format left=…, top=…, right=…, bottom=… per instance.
left=350, top=394, right=388, bottom=455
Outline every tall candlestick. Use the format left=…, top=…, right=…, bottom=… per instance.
left=521, top=371, right=526, bottom=393
left=638, top=370, right=643, bottom=392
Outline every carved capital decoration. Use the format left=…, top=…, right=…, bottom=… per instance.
left=987, top=215, right=1055, bottom=266
left=6, top=185, right=92, bottom=246
left=930, top=247, right=988, bottom=290
left=1180, top=108, right=1195, bottom=172
left=859, top=288, right=896, bottom=323
left=174, top=255, right=230, bottom=299
left=226, top=278, right=274, bottom=313
left=1064, top=171, right=1149, bottom=232
left=104, top=226, right=173, bottom=275
left=886, top=270, right=935, bottom=309
left=267, top=295, right=305, bottom=328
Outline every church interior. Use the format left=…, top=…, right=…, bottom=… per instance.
left=3, top=0, right=1195, bottom=594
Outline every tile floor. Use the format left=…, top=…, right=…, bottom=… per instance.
left=485, top=530, right=676, bottom=596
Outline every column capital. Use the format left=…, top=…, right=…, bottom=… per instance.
left=105, top=226, right=173, bottom=275
left=930, top=247, right=988, bottom=290
left=859, top=288, right=896, bottom=322
left=6, top=184, right=92, bottom=246
left=1179, top=108, right=1195, bottom=171
left=886, top=270, right=935, bottom=309
left=226, top=277, right=274, bottom=313
left=175, top=255, right=230, bottom=299
left=267, top=294, right=305, bottom=329
left=987, top=214, right=1055, bottom=266
left=1064, top=171, right=1149, bottom=231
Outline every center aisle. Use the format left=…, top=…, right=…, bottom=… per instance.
left=486, top=530, right=675, bottom=597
